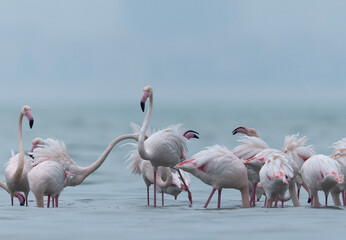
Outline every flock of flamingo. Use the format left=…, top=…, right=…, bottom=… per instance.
left=1, top=85, right=345, bottom=209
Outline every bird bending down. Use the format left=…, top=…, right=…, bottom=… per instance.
left=0, top=182, right=26, bottom=206
left=127, top=124, right=197, bottom=206
left=28, top=161, right=66, bottom=208
left=259, top=152, right=294, bottom=208
left=301, top=154, right=344, bottom=207
left=5, top=105, right=34, bottom=206
left=31, top=133, right=139, bottom=190
left=138, top=86, right=192, bottom=207
left=176, top=145, right=250, bottom=209
left=330, top=138, right=346, bottom=206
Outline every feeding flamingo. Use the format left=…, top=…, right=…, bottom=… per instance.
left=259, top=152, right=294, bottom=208
left=176, top=145, right=250, bottom=209
left=127, top=124, right=197, bottom=206
left=329, top=139, right=346, bottom=206
left=30, top=133, right=139, bottom=192
left=0, top=183, right=26, bottom=206
left=137, top=86, right=192, bottom=207
left=5, top=105, right=34, bottom=206
left=301, top=154, right=344, bottom=207
left=28, top=160, right=66, bottom=208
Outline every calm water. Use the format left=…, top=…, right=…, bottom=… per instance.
left=0, top=101, right=345, bottom=239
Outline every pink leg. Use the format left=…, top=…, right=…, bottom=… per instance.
left=267, top=199, right=271, bottom=208
left=342, top=190, right=346, bottom=206
left=250, top=183, right=257, bottom=207
left=325, top=194, right=328, bottom=206
left=174, top=196, right=177, bottom=200
left=11, top=196, right=14, bottom=206
left=146, top=186, right=150, bottom=206
left=217, top=189, right=222, bottom=209
left=177, top=169, right=192, bottom=207
left=297, top=187, right=301, bottom=200
left=281, top=200, right=284, bottom=208
left=162, top=192, right=164, bottom=207
left=52, top=197, right=55, bottom=208
left=153, top=171, right=157, bottom=208
left=55, top=195, right=59, bottom=208
left=204, top=188, right=216, bottom=208
left=274, top=195, right=279, bottom=207
left=311, top=196, right=313, bottom=206
left=264, top=197, right=267, bottom=207
left=47, top=195, right=51, bottom=208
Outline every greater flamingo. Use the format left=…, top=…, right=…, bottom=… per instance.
left=4, top=105, right=34, bottom=206
left=0, top=183, right=26, bottom=206
left=259, top=152, right=294, bottom=208
left=330, top=138, right=346, bottom=206
left=31, top=133, right=139, bottom=189
left=176, top=145, right=250, bottom=209
left=127, top=124, right=197, bottom=206
left=301, top=154, right=344, bottom=207
left=28, top=161, right=66, bottom=208
left=232, top=127, right=270, bottom=206
left=137, top=86, right=192, bottom=207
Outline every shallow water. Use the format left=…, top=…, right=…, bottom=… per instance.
left=0, top=102, right=345, bottom=239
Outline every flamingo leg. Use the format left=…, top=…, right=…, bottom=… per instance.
left=297, top=187, right=301, bottom=200
left=204, top=188, right=216, bottom=208
left=274, top=195, right=279, bottom=208
left=47, top=195, right=51, bottom=208
left=146, top=186, right=150, bottom=206
left=217, top=189, right=222, bottom=208
left=264, top=197, right=267, bottom=207
left=153, top=170, right=157, bottom=208
left=177, top=169, right=192, bottom=207
left=52, top=197, right=55, bottom=208
left=11, top=196, right=14, bottom=206
left=342, top=190, right=346, bottom=206
left=55, top=195, right=59, bottom=208
left=162, top=192, right=164, bottom=207
left=281, top=200, right=284, bottom=208
left=325, top=194, right=328, bottom=207
left=250, top=183, right=257, bottom=207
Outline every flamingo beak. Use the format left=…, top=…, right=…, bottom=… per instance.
left=232, top=126, right=249, bottom=135
left=140, top=91, right=149, bottom=112
left=183, top=130, right=200, bottom=139
left=24, top=109, right=34, bottom=129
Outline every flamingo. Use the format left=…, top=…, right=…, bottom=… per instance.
left=259, top=152, right=294, bottom=208
left=28, top=161, right=66, bottom=208
left=329, top=138, right=346, bottom=206
left=301, top=154, right=344, bottom=207
left=30, top=133, right=139, bottom=190
left=137, top=86, right=192, bottom=207
left=4, top=105, right=34, bottom=206
left=176, top=145, right=250, bottom=208
left=232, top=126, right=270, bottom=206
left=0, top=183, right=26, bottom=206
left=127, top=124, right=197, bottom=206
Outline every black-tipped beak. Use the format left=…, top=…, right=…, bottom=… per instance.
left=193, top=134, right=199, bottom=139
left=232, top=127, right=245, bottom=135
left=29, top=119, right=34, bottom=129
left=140, top=101, right=145, bottom=112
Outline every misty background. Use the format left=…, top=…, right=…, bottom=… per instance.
left=1, top=0, right=346, bottom=106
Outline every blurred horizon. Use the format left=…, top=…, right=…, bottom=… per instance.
left=1, top=1, right=346, bottom=106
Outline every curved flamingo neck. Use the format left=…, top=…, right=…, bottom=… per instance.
left=13, top=112, right=25, bottom=182
left=138, top=93, right=153, bottom=160
left=76, top=133, right=139, bottom=185
left=156, top=168, right=173, bottom=188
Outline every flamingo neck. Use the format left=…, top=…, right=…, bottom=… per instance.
left=138, top=94, right=153, bottom=160
left=14, top=112, right=25, bottom=182
left=156, top=167, right=173, bottom=188
left=77, top=133, right=138, bottom=185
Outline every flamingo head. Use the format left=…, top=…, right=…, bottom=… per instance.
left=183, top=130, right=199, bottom=140
left=30, top=138, right=45, bottom=153
left=140, top=86, right=153, bottom=112
left=22, top=105, right=34, bottom=129
left=14, top=192, right=26, bottom=206
left=232, top=126, right=259, bottom=137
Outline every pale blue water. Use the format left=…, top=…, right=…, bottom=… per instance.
left=0, top=101, right=345, bottom=239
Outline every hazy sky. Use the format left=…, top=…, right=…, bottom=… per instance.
left=1, top=0, right=346, bottom=105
